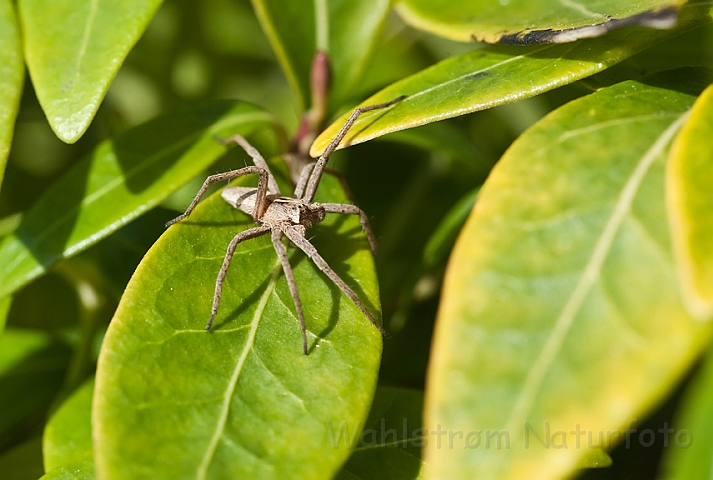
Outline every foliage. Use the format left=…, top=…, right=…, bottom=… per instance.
left=0, top=0, right=712, bottom=479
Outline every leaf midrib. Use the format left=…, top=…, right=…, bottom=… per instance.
left=496, top=110, right=690, bottom=470
left=197, top=261, right=281, bottom=479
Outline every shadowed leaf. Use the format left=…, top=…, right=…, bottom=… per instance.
left=658, top=348, right=713, bottom=480
left=335, top=387, right=424, bottom=480
left=251, top=0, right=392, bottom=110
left=43, top=379, right=94, bottom=472
left=0, top=102, right=275, bottom=301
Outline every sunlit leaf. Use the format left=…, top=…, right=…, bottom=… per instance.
left=40, top=458, right=95, bottom=480
left=250, top=0, right=392, bottom=110
left=424, top=69, right=711, bottom=479
left=0, top=102, right=276, bottom=301
left=658, top=347, right=713, bottom=480
left=43, top=379, right=94, bottom=472
left=94, top=172, right=383, bottom=479
left=18, top=0, right=162, bottom=143
left=666, top=83, right=713, bottom=320
left=0, top=0, right=23, bottom=187
left=335, top=387, right=424, bottom=480
left=310, top=3, right=711, bottom=156
left=396, top=0, right=683, bottom=44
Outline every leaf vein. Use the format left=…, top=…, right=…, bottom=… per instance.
left=498, top=111, right=689, bottom=468
left=196, top=262, right=281, bottom=479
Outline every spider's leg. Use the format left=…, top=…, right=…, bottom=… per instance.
left=302, top=96, right=406, bottom=203
left=282, top=225, right=389, bottom=338
left=294, top=163, right=356, bottom=205
left=271, top=228, right=309, bottom=355
left=207, top=225, right=271, bottom=331
left=293, top=162, right=314, bottom=199
left=165, top=166, right=271, bottom=227
left=218, top=134, right=281, bottom=195
left=320, top=203, right=377, bottom=254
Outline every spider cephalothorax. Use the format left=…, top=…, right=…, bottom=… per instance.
left=166, top=96, right=404, bottom=354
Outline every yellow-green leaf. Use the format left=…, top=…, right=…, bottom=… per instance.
left=0, top=0, right=23, bottom=187
left=424, top=69, right=711, bottom=479
left=18, top=0, right=162, bottom=143
left=666, top=83, right=713, bottom=320
left=94, top=172, right=383, bottom=479
left=396, top=0, right=683, bottom=44
left=43, top=379, right=94, bottom=472
left=310, top=3, right=711, bottom=157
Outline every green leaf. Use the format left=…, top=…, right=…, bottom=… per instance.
left=0, top=0, right=23, bottom=187
left=0, top=102, right=276, bottom=301
left=40, top=456, right=95, bottom=480
left=423, top=189, right=478, bottom=270
left=0, top=295, right=10, bottom=337
left=666, top=83, right=713, bottom=320
left=94, top=172, right=383, bottom=479
left=335, top=387, right=424, bottom=480
left=423, top=70, right=711, bottom=479
left=0, top=329, right=71, bottom=441
left=43, top=379, right=94, bottom=472
left=0, top=437, right=44, bottom=480
left=310, top=3, right=711, bottom=156
left=658, top=347, right=713, bottom=480
left=577, top=448, right=612, bottom=469
left=18, top=0, right=162, bottom=143
left=251, top=0, right=392, bottom=110
left=396, top=0, right=683, bottom=43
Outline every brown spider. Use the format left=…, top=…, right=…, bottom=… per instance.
left=166, top=97, right=404, bottom=354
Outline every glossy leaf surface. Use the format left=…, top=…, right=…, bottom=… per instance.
left=251, top=0, right=391, bottom=110
left=43, top=379, right=94, bottom=472
left=396, top=0, right=683, bottom=43
left=0, top=102, right=275, bottom=301
left=94, top=173, right=383, bottom=479
left=18, top=0, right=162, bottom=143
left=666, top=84, right=713, bottom=320
left=0, top=0, right=23, bottom=186
left=335, top=387, right=424, bottom=480
left=424, top=71, right=711, bottom=479
left=311, top=4, right=711, bottom=156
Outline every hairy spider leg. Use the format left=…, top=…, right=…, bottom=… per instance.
left=281, top=225, right=389, bottom=338
left=321, top=203, right=377, bottom=254
left=206, top=225, right=272, bottom=331
left=219, top=135, right=281, bottom=195
left=165, top=166, right=271, bottom=226
left=293, top=163, right=356, bottom=204
left=271, top=229, right=309, bottom=354
left=302, top=95, right=406, bottom=203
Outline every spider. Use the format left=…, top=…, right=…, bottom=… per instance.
left=166, top=96, right=404, bottom=354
